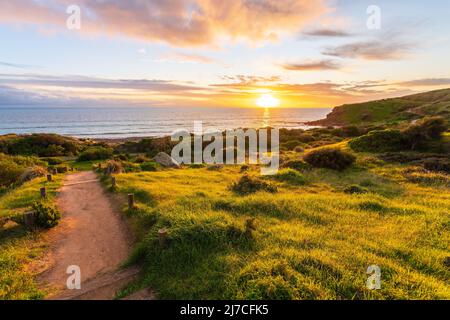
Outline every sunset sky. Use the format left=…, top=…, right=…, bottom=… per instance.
left=1, top=0, right=450, bottom=108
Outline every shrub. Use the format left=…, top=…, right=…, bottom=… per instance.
left=42, top=157, right=64, bottom=165
left=344, top=185, right=368, bottom=194
left=114, top=154, right=129, bottom=161
left=404, top=171, right=450, bottom=187
left=3, top=134, right=80, bottom=156
left=341, top=125, right=362, bottom=137
left=135, top=155, right=150, bottom=163
left=32, top=200, right=61, bottom=228
left=140, top=161, right=158, bottom=172
left=0, top=154, right=47, bottom=186
left=304, top=148, right=356, bottom=171
left=0, top=158, right=24, bottom=186
left=105, top=160, right=124, bottom=175
left=281, top=140, right=301, bottom=151
left=282, top=160, right=309, bottom=171
left=297, top=134, right=315, bottom=143
left=232, top=175, right=277, bottom=195
left=272, top=169, right=306, bottom=185
left=423, top=158, right=450, bottom=174
left=349, top=130, right=405, bottom=152
left=19, top=166, right=47, bottom=184
left=77, top=146, right=113, bottom=161
left=403, top=116, right=448, bottom=150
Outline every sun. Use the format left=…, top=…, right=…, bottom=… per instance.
left=256, top=93, right=279, bottom=108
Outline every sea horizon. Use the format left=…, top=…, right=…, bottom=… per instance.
left=0, top=106, right=332, bottom=139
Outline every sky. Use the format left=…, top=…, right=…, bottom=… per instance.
left=1, top=0, right=450, bottom=109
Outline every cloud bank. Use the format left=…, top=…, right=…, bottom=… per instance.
left=0, top=0, right=327, bottom=47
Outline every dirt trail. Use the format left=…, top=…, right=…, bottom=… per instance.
left=38, top=171, right=134, bottom=299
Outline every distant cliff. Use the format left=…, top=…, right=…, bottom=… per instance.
left=308, top=88, right=450, bottom=126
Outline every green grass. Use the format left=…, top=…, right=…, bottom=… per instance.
left=65, top=160, right=100, bottom=171
left=0, top=176, right=63, bottom=218
left=106, top=162, right=450, bottom=300
left=0, top=175, right=64, bottom=300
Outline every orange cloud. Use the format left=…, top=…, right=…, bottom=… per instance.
left=0, top=0, right=327, bottom=47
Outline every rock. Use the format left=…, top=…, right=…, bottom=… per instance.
left=153, top=152, right=180, bottom=168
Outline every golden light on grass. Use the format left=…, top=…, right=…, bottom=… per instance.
left=256, top=93, right=279, bottom=108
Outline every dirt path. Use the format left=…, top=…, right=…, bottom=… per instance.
left=38, top=171, right=134, bottom=299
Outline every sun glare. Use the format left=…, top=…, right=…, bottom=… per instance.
left=256, top=93, right=279, bottom=108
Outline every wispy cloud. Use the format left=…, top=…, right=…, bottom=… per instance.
left=302, top=29, right=352, bottom=38
left=396, top=78, right=450, bottom=86
left=281, top=59, right=341, bottom=71
left=322, top=39, right=412, bottom=60
left=0, top=61, right=37, bottom=69
left=0, top=74, right=202, bottom=91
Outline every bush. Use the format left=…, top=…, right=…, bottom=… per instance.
left=304, top=148, right=356, bottom=171
left=3, top=134, right=80, bottom=156
left=0, top=158, right=24, bottom=186
left=140, top=162, right=158, bottom=172
left=0, top=154, right=46, bottom=187
left=349, top=130, right=405, bottom=152
left=105, top=160, right=124, bottom=175
left=32, top=200, right=61, bottom=228
left=297, top=134, right=315, bottom=143
left=232, top=175, right=277, bottom=195
left=344, top=185, right=368, bottom=194
left=423, top=158, right=450, bottom=174
left=42, top=157, right=64, bottom=165
left=272, top=169, right=306, bottom=185
left=341, top=125, right=362, bottom=137
left=282, top=160, right=309, bottom=171
left=281, top=140, right=301, bottom=151
left=19, top=166, right=47, bottom=184
left=77, top=146, right=113, bottom=161
left=114, top=154, right=129, bottom=161
left=403, top=116, right=448, bottom=150
left=135, top=155, right=150, bottom=163
left=350, top=117, right=448, bottom=153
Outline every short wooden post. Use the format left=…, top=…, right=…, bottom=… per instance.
left=111, top=177, right=116, bottom=188
left=23, top=211, right=38, bottom=229
left=47, top=174, right=53, bottom=182
left=40, top=187, right=47, bottom=198
left=128, top=194, right=135, bottom=210
left=158, top=228, right=168, bottom=246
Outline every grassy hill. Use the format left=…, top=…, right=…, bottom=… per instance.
left=308, top=88, right=450, bottom=126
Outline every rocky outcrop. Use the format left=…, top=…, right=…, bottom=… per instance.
left=153, top=152, right=180, bottom=168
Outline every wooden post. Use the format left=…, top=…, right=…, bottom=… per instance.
left=23, top=212, right=38, bottom=229
left=40, top=187, right=47, bottom=198
left=111, top=176, right=116, bottom=188
left=47, top=174, right=52, bottom=182
left=158, top=228, right=168, bottom=246
left=128, top=194, right=135, bottom=210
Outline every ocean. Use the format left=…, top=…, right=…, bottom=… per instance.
left=0, top=107, right=332, bottom=139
